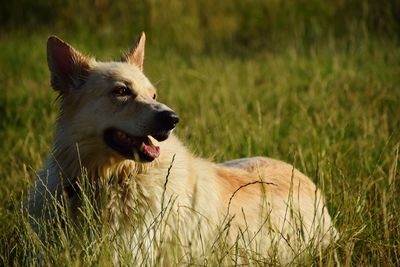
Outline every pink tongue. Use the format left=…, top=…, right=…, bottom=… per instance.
left=142, top=144, right=160, bottom=159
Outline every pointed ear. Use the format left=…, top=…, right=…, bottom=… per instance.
left=47, top=36, right=91, bottom=93
left=124, top=32, right=146, bottom=71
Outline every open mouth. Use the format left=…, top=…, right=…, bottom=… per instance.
left=104, top=128, right=170, bottom=162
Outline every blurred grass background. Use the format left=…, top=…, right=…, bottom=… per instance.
left=1, top=0, right=399, bottom=52
left=1, top=0, right=400, bottom=265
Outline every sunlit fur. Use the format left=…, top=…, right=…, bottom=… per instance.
left=28, top=34, right=337, bottom=263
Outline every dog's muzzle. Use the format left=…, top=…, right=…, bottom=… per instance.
left=152, top=110, right=179, bottom=141
left=103, top=110, right=179, bottom=162
left=156, top=110, right=179, bottom=131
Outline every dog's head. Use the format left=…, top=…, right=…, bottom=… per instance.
left=47, top=33, right=179, bottom=163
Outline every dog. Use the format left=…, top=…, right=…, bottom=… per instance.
left=28, top=32, right=337, bottom=264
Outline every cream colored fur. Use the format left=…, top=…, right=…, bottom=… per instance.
left=28, top=33, right=337, bottom=264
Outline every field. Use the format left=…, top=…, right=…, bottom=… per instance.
left=1, top=1, right=400, bottom=266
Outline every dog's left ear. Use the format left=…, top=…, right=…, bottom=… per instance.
left=124, top=32, right=146, bottom=71
left=47, top=36, right=91, bottom=93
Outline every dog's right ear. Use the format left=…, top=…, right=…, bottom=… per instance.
left=47, top=36, right=91, bottom=93
left=124, top=32, right=146, bottom=71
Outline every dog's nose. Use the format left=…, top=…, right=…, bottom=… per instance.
left=156, top=110, right=180, bottom=130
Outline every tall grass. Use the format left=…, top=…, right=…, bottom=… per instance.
left=1, top=1, right=400, bottom=265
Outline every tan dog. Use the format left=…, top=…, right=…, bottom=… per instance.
left=28, top=33, right=337, bottom=264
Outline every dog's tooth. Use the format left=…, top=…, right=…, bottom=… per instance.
left=148, top=135, right=159, bottom=146
left=147, top=136, right=154, bottom=145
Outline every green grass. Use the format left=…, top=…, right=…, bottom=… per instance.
left=0, top=30, right=399, bottom=266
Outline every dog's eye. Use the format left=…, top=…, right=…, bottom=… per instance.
left=113, top=86, right=131, bottom=96
left=153, top=93, right=157, bottom=100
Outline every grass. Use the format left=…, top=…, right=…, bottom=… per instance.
left=0, top=30, right=399, bottom=266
